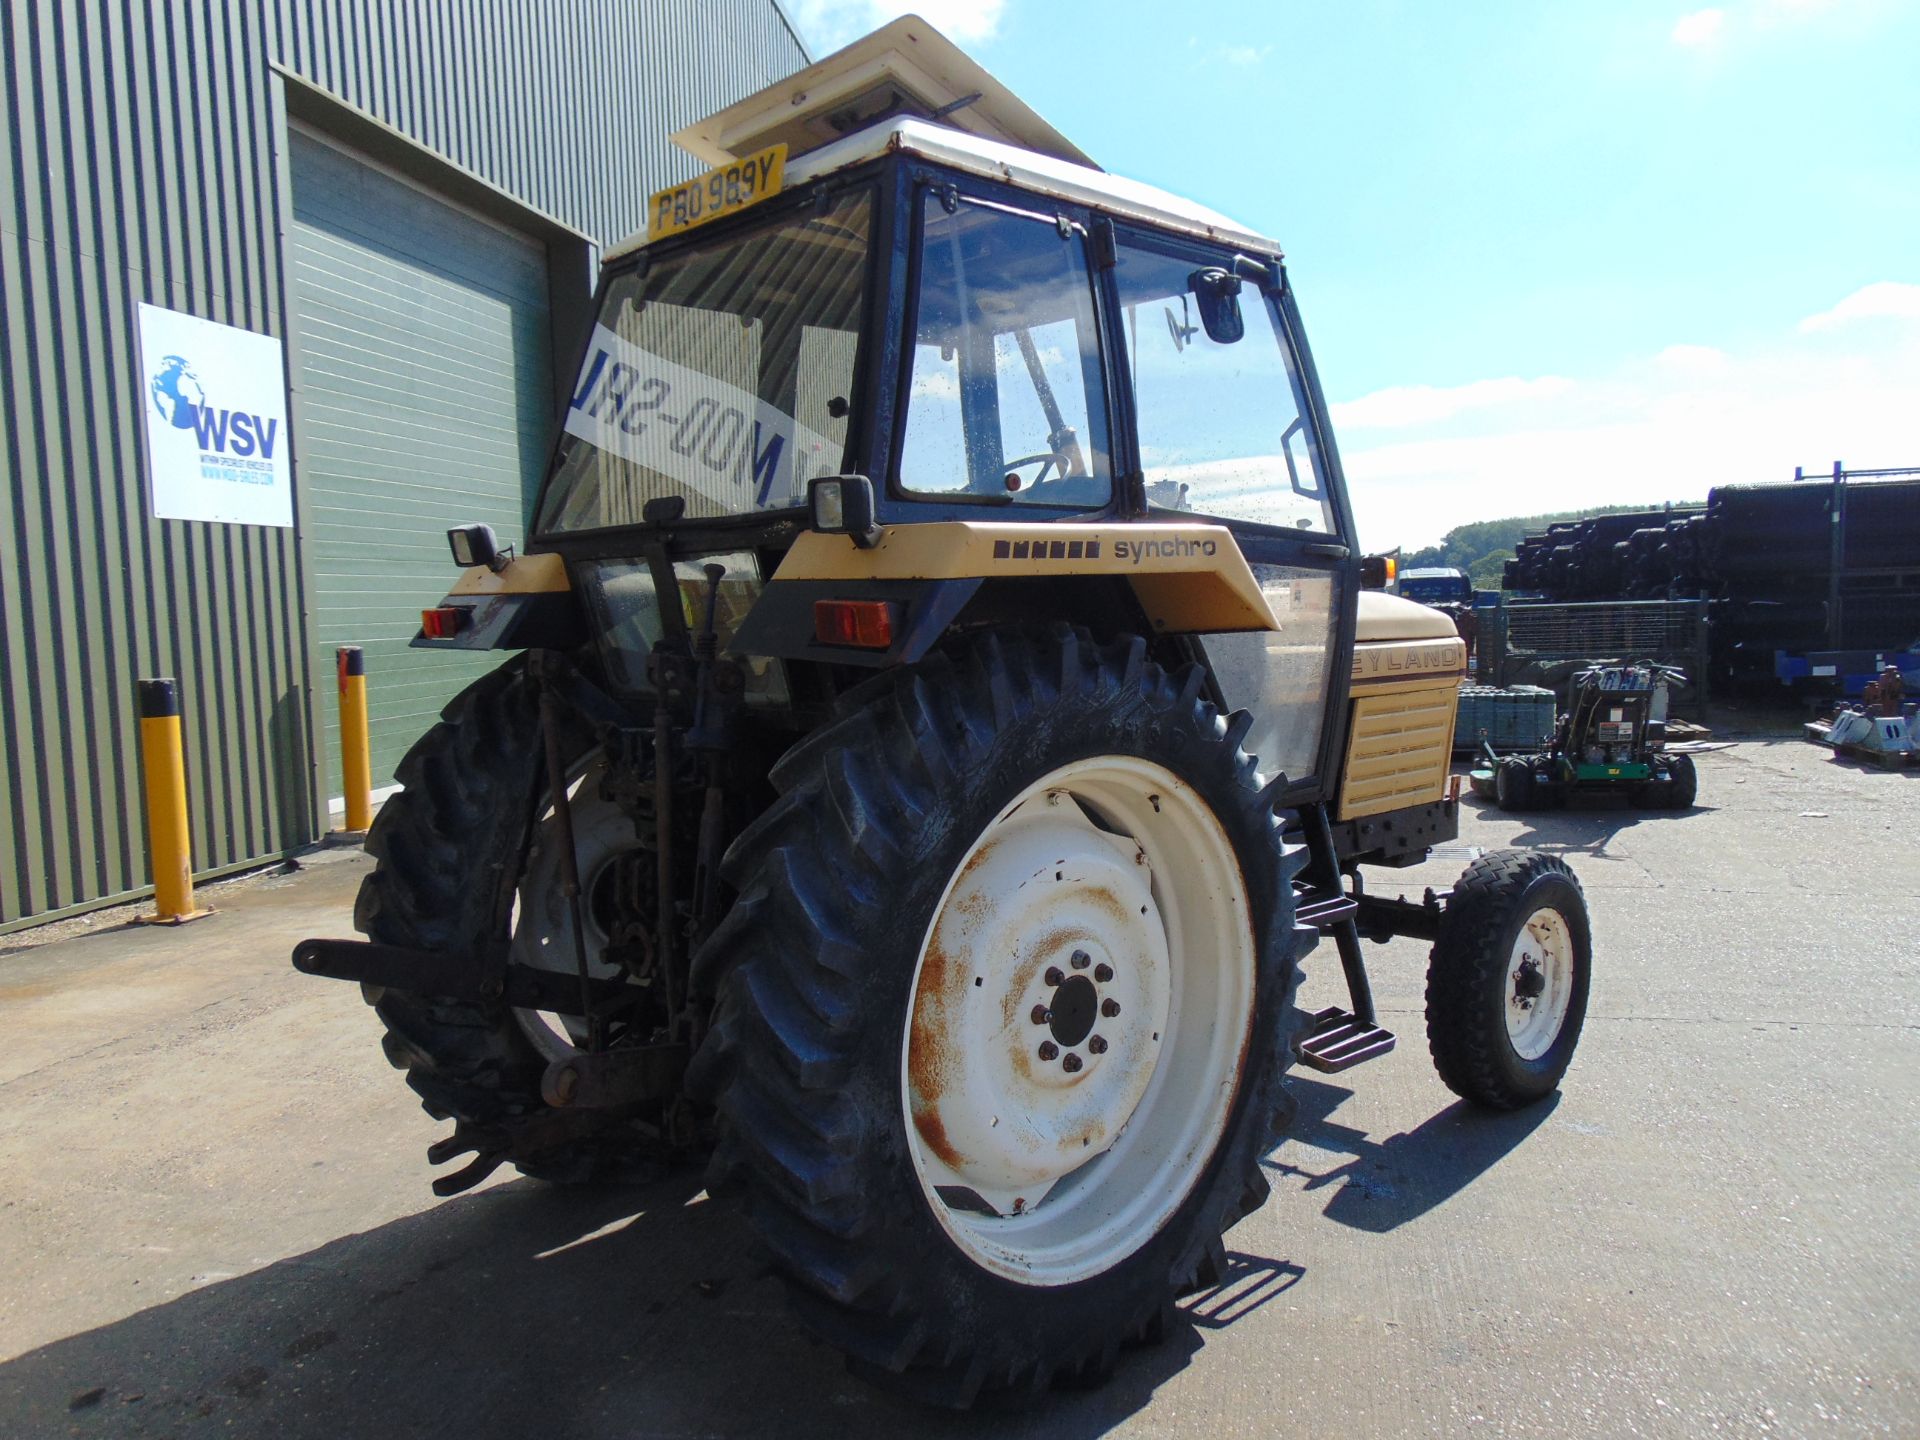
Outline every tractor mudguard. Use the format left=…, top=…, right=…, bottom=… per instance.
left=410, top=551, right=588, bottom=652
left=729, top=520, right=1278, bottom=668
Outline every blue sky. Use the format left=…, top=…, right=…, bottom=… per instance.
left=785, top=0, right=1919, bottom=547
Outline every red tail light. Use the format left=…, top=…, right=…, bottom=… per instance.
left=421, top=605, right=467, bottom=638
left=813, top=599, right=894, bottom=649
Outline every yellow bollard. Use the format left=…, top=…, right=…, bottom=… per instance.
left=134, top=677, right=211, bottom=925
left=336, top=646, right=373, bottom=835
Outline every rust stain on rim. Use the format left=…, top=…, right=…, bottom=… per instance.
left=909, top=924, right=969, bottom=1170
left=910, top=1091, right=964, bottom=1171
left=907, top=833, right=1007, bottom=1159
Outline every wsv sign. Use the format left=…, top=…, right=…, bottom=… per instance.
left=150, top=356, right=281, bottom=459
left=136, top=303, right=293, bottom=528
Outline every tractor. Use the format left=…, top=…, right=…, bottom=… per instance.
left=293, top=17, right=1592, bottom=1406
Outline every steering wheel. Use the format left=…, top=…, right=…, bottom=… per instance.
left=1001, top=451, right=1065, bottom=493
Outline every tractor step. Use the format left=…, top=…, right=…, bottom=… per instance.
left=1294, top=1005, right=1396, bottom=1073
left=1293, top=892, right=1359, bottom=931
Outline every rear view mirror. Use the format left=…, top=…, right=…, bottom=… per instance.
left=809, top=474, right=882, bottom=549
left=448, top=522, right=510, bottom=572
left=1360, top=554, right=1398, bottom=589
left=1187, top=268, right=1244, bottom=345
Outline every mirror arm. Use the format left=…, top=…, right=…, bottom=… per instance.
left=1230, top=253, right=1282, bottom=292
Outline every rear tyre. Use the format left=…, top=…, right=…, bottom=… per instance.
left=353, top=659, right=647, bottom=1183
left=687, top=628, right=1309, bottom=1406
left=1425, top=849, right=1590, bottom=1109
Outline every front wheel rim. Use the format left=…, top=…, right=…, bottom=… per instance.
left=1505, top=905, right=1575, bottom=1061
left=901, top=756, right=1256, bottom=1286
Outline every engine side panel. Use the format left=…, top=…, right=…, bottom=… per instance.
left=1338, top=634, right=1466, bottom=820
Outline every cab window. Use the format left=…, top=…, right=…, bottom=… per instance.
left=1114, top=237, right=1337, bottom=535
left=897, top=195, right=1111, bottom=508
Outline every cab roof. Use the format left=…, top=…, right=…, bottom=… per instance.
left=604, top=14, right=1279, bottom=265
left=602, top=117, right=1281, bottom=264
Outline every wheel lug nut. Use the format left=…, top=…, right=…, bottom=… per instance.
left=1101, top=999, right=1121, bottom=1017
left=1038, top=1041, right=1058, bottom=1061
left=1088, top=1035, right=1107, bottom=1054
left=1061, top=1052, right=1083, bottom=1073
left=1094, top=963, right=1113, bottom=982
left=1070, top=950, right=1090, bottom=970
left=1045, top=967, right=1064, bottom=986
left=1031, top=1004, right=1051, bottom=1026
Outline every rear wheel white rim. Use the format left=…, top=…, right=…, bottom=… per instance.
left=510, top=760, right=641, bottom=1061
left=1505, top=905, right=1574, bottom=1061
left=901, top=756, right=1256, bottom=1286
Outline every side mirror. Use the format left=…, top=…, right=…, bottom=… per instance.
left=808, top=475, right=881, bottom=549
left=1187, top=268, right=1244, bottom=345
left=1359, top=554, right=1398, bottom=589
left=448, top=522, right=511, bottom=572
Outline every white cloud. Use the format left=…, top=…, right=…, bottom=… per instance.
left=1220, top=44, right=1273, bottom=67
left=1335, top=287, right=1920, bottom=550
left=1652, top=343, right=1732, bottom=373
left=788, top=0, right=1006, bottom=54
left=1671, top=7, right=1728, bottom=44
left=1671, top=0, right=1879, bottom=48
left=1798, top=281, right=1920, bottom=331
left=1757, top=0, right=1854, bottom=25
left=1330, top=375, right=1574, bottom=431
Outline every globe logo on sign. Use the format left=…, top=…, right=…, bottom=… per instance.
left=150, top=354, right=207, bottom=430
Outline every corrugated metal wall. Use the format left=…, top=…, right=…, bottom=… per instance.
left=0, top=0, right=809, bottom=928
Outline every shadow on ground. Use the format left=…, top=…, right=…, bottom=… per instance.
left=0, top=1167, right=1302, bottom=1439
left=1458, top=787, right=1716, bottom=855
left=1264, top=1076, right=1558, bottom=1233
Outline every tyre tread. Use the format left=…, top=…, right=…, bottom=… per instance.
left=1425, top=848, right=1588, bottom=1109
left=689, top=628, right=1309, bottom=1404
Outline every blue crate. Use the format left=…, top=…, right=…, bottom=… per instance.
left=1455, top=685, right=1556, bottom=753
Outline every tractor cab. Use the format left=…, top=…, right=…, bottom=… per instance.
left=462, top=14, right=1385, bottom=810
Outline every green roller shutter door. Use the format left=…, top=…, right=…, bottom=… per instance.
left=289, top=128, right=553, bottom=794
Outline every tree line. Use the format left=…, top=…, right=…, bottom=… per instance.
left=1401, top=502, right=1701, bottom=591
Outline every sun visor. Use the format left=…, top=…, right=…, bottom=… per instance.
left=669, top=14, right=1095, bottom=170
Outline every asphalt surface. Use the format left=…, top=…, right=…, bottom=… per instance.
left=1, top=736, right=1914, bottom=1437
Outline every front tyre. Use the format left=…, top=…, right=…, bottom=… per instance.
left=1425, top=849, right=1591, bottom=1109
left=1494, top=756, right=1532, bottom=812
left=1661, top=752, right=1698, bottom=809
left=686, top=629, right=1308, bottom=1405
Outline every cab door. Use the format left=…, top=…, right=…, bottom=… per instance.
left=1106, top=227, right=1356, bottom=802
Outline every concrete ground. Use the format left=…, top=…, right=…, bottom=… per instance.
left=1, top=737, right=1914, bottom=1438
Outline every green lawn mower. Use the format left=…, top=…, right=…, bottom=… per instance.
left=1474, top=661, right=1697, bottom=811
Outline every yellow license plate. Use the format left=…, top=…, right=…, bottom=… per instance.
left=648, top=144, right=787, bottom=240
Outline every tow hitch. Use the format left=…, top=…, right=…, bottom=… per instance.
left=291, top=937, right=689, bottom=1192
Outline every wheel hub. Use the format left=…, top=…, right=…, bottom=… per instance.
left=1505, top=908, right=1574, bottom=1060
left=906, top=792, right=1172, bottom=1215
left=1512, top=956, right=1545, bottom=1005
left=1046, top=973, right=1098, bottom=1047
